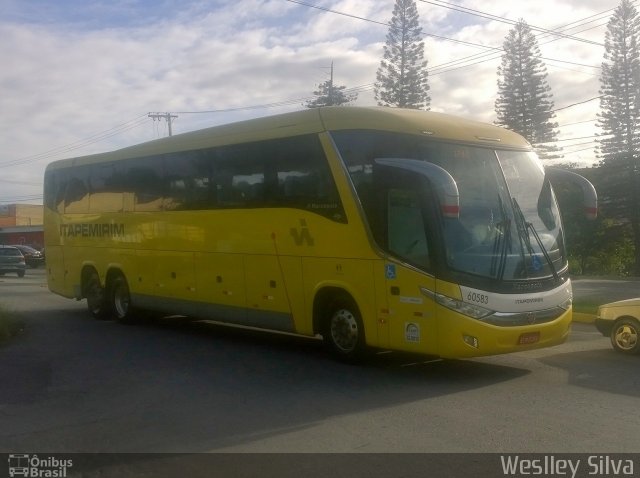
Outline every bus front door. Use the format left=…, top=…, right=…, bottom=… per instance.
left=375, top=165, right=439, bottom=355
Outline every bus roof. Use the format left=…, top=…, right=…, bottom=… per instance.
left=46, top=107, right=531, bottom=170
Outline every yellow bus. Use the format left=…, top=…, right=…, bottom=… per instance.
left=43, top=107, right=597, bottom=360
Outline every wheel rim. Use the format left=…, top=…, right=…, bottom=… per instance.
left=614, top=324, right=638, bottom=351
left=113, top=280, right=130, bottom=318
left=330, top=308, right=359, bottom=353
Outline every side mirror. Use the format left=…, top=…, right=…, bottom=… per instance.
left=374, top=158, right=460, bottom=218
left=546, top=168, right=598, bottom=220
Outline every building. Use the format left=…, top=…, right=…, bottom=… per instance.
left=0, top=204, right=44, bottom=248
left=0, top=204, right=43, bottom=227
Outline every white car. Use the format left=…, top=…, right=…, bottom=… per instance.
left=0, top=245, right=26, bottom=278
left=595, top=298, right=640, bottom=354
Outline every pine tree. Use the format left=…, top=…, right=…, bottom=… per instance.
left=306, top=62, right=357, bottom=108
left=495, top=20, right=561, bottom=160
left=597, top=0, right=640, bottom=275
left=374, top=0, right=430, bottom=109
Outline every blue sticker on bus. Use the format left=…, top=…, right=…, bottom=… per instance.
left=531, top=255, right=543, bottom=272
left=385, top=264, right=396, bottom=280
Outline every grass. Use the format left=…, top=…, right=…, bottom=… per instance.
left=572, top=297, right=600, bottom=316
left=0, top=305, right=24, bottom=344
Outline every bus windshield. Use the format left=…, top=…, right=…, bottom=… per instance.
left=331, top=130, right=565, bottom=282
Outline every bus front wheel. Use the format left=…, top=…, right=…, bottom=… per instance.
left=110, top=274, right=135, bottom=323
left=324, top=298, right=366, bottom=362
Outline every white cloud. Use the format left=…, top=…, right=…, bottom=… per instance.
left=0, top=0, right=612, bottom=203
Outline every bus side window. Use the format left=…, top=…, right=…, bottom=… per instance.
left=44, top=169, right=65, bottom=213
left=272, top=135, right=346, bottom=222
left=164, top=150, right=213, bottom=211
left=214, top=144, right=265, bottom=208
left=64, top=165, right=91, bottom=214
left=127, top=156, right=165, bottom=212
left=89, top=162, right=125, bottom=213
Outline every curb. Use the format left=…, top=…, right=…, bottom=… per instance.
left=572, top=312, right=596, bottom=324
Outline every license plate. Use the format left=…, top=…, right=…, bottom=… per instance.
left=518, top=332, right=540, bottom=345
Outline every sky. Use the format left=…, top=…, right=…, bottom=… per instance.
left=0, top=0, right=615, bottom=205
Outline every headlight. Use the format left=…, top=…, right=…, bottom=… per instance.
left=420, top=287, right=494, bottom=319
left=435, top=292, right=494, bottom=319
left=559, top=297, right=572, bottom=311
left=420, top=286, right=570, bottom=325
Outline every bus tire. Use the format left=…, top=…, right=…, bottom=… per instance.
left=610, top=317, right=640, bottom=355
left=323, top=296, right=366, bottom=362
left=110, top=274, right=136, bottom=323
left=85, top=271, right=110, bottom=320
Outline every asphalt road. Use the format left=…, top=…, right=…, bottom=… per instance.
left=571, top=277, right=640, bottom=305
left=1, top=270, right=639, bottom=464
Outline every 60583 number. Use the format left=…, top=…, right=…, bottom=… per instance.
left=467, top=292, right=489, bottom=305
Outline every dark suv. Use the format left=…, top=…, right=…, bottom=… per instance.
left=11, top=245, right=44, bottom=268
left=0, top=246, right=26, bottom=277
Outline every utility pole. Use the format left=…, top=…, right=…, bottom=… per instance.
left=148, top=112, right=178, bottom=136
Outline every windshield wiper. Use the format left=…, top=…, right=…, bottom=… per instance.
left=512, top=197, right=559, bottom=281
left=490, top=194, right=511, bottom=281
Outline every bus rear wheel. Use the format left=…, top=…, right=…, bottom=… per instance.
left=85, top=271, right=110, bottom=320
left=324, top=298, right=366, bottom=362
left=110, top=274, right=135, bottom=323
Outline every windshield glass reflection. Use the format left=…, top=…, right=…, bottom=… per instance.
left=331, top=130, right=566, bottom=281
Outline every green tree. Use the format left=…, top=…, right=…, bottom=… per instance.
left=374, top=0, right=430, bottom=109
left=495, top=20, right=561, bottom=161
left=554, top=165, right=635, bottom=276
left=597, top=0, right=640, bottom=275
left=306, top=62, right=357, bottom=108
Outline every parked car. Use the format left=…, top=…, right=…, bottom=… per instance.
left=0, top=245, right=26, bottom=277
left=595, top=298, right=640, bottom=354
left=10, top=245, right=44, bottom=268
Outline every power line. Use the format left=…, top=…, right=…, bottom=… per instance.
left=173, top=95, right=317, bottom=114
left=552, top=96, right=602, bottom=112
left=0, top=178, right=41, bottom=186
left=169, top=89, right=603, bottom=126
left=176, top=0, right=612, bottom=120
left=0, top=115, right=151, bottom=169
left=562, top=140, right=600, bottom=148
left=0, top=194, right=43, bottom=203
left=427, top=9, right=611, bottom=76
left=0, top=3, right=610, bottom=174
left=285, top=0, right=389, bottom=27
left=287, top=0, right=602, bottom=74
left=277, top=4, right=608, bottom=101
left=563, top=145, right=601, bottom=156
left=285, top=0, right=500, bottom=51
left=559, top=119, right=597, bottom=127
left=539, top=135, right=601, bottom=144
left=418, top=0, right=605, bottom=47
